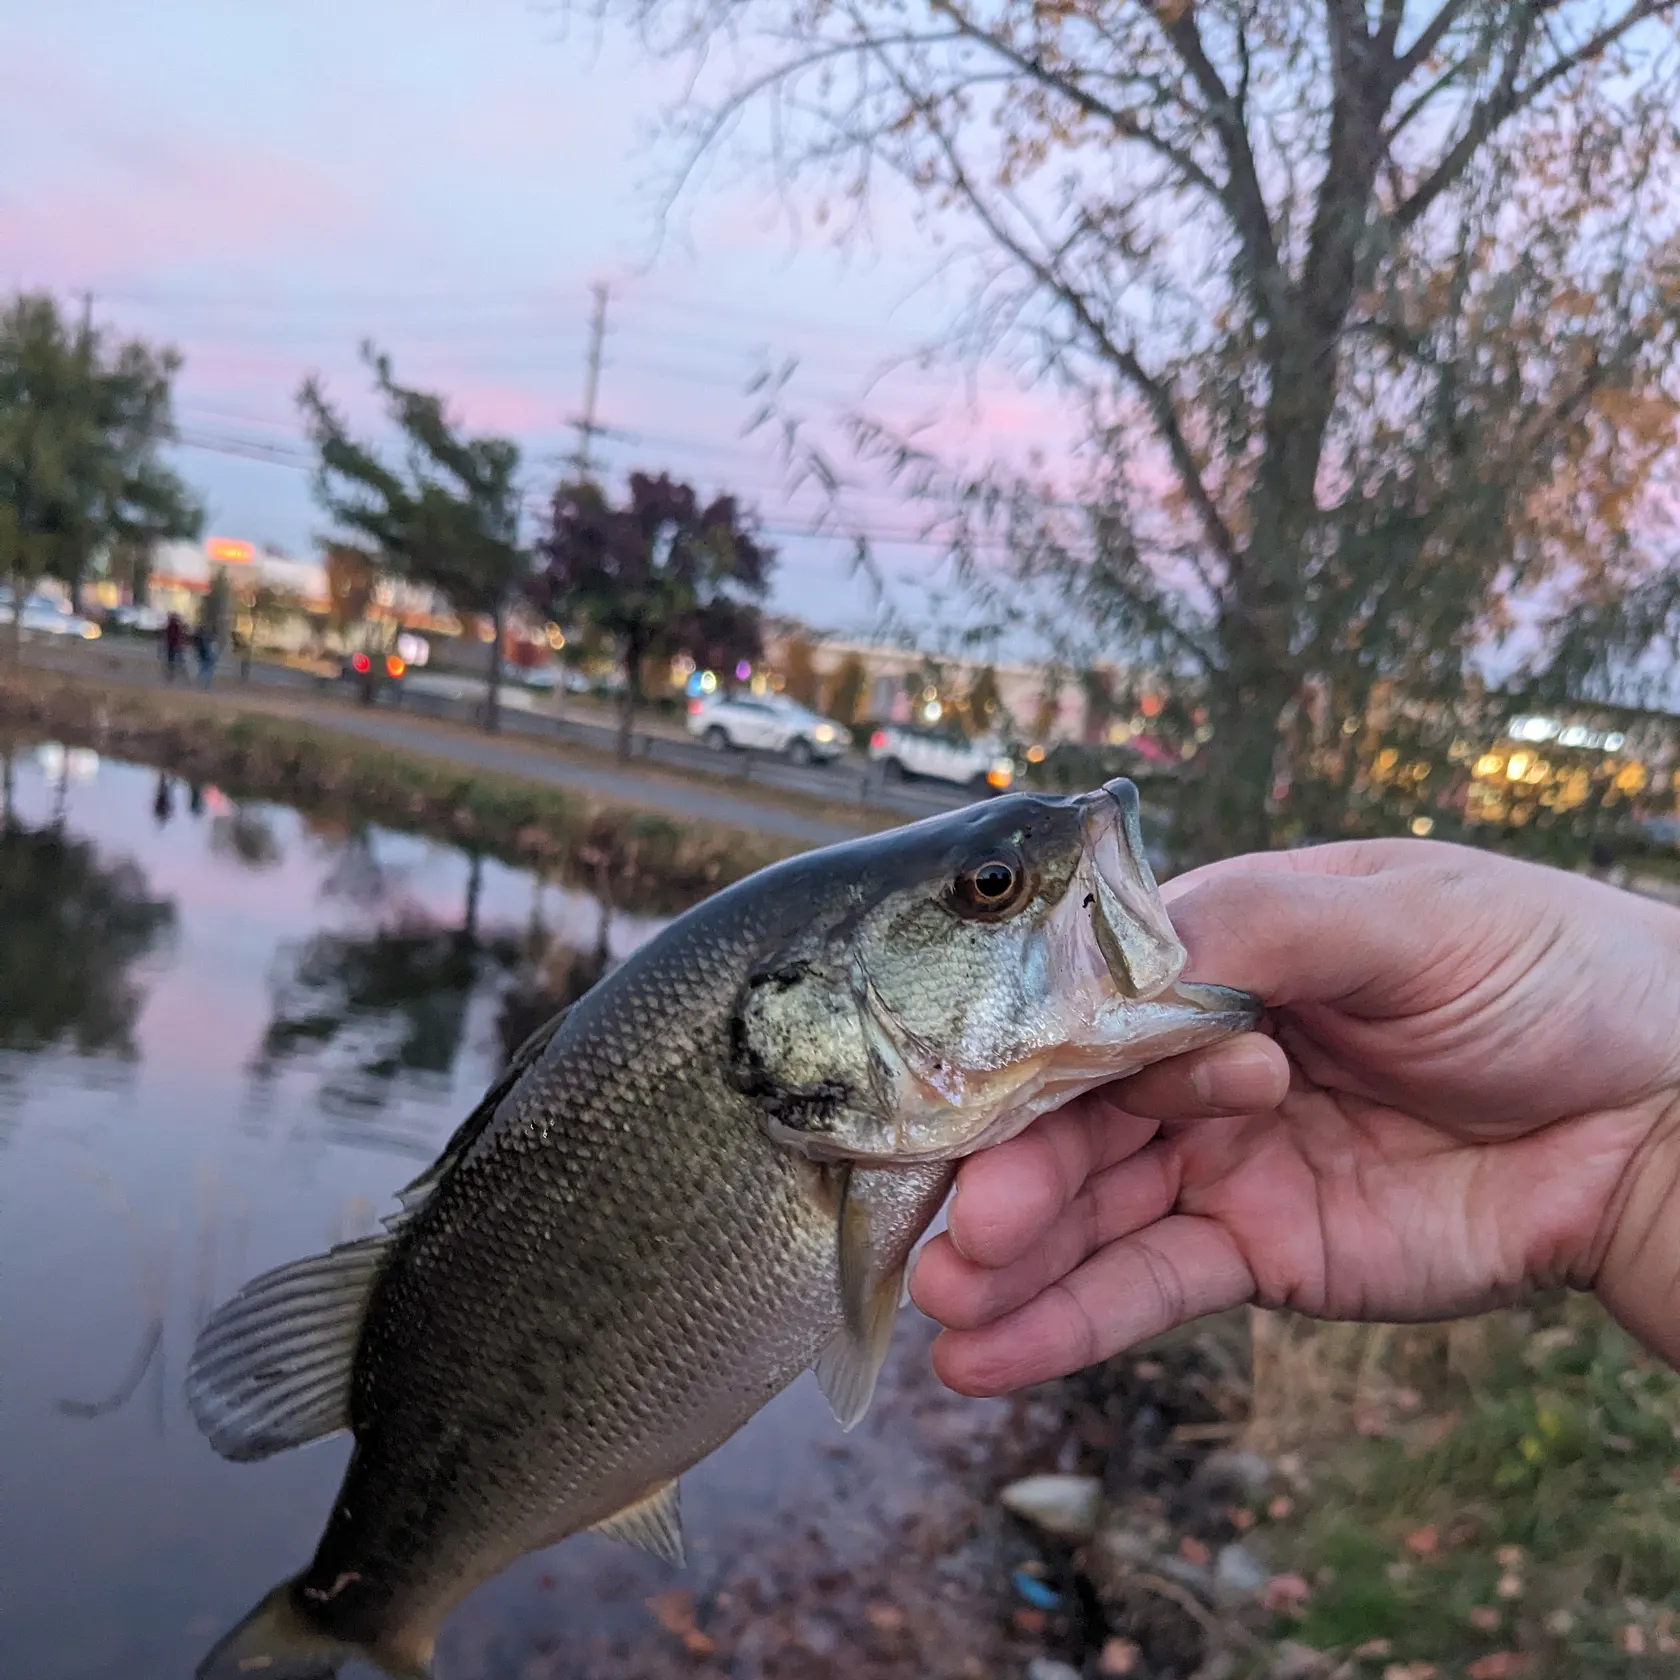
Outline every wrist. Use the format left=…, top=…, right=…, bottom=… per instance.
left=1590, top=1092, right=1680, bottom=1369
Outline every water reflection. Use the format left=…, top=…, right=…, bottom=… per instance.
left=251, top=849, right=530, bottom=1150
left=0, top=779, right=175, bottom=1063
left=0, top=748, right=1011, bottom=1680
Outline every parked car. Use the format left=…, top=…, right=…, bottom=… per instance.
left=107, top=603, right=168, bottom=633
left=687, top=693, right=850, bottom=765
left=0, top=593, right=102, bottom=641
left=867, top=722, right=1014, bottom=792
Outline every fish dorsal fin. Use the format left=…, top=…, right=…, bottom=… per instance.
left=386, top=1005, right=571, bottom=1229
left=813, top=1166, right=906, bottom=1432
left=588, top=1480, right=685, bottom=1564
left=186, top=1233, right=391, bottom=1462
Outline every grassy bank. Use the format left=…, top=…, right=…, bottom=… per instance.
left=0, top=667, right=801, bottom=914
left=1014, top=1296, right=1680, bottom=1680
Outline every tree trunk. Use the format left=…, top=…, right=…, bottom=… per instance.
left=1171, top=655, right=1296, bottom=869
left=615, top=636, right=644, bottom=761
left=483, top=602, right=504, bottom=734
left=616, top=673, right=636, bottom=761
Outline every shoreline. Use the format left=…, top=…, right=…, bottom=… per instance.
left=0, top=666, right=803, bottom=915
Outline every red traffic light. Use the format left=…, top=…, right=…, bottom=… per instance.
left=351, top=652, right=372, bottom=674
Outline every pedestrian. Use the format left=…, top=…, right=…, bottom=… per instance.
left=194, top=620, right=218, bottom=688
left=163, top=612, right=186, bottom=682
left=910, top=839, right=1680, bottom=1383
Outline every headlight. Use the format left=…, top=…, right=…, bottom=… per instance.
left=82, top=623, right=101, bottom=640
left=812, top=723, right=837, bottom=743
left=987, top=764, right=1013, bottom=789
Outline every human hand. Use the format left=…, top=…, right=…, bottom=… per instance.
left=910, top=839, right=1680, bottom=1392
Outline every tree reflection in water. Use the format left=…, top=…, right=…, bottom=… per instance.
left=0, top=796, right=177, bottom=1063
left=252, top=842, right=625, bottom=1160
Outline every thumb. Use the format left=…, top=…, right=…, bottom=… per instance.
left=1164, top=858, right=1473, bottom=1018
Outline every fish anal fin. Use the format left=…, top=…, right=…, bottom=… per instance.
left=186, top=1234, right=390, bottom=1463
left=588, top=1479, right=685, bottom=1565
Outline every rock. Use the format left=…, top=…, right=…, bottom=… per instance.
left=1269, top=1640, right=1337, bottom=1679
left=999, top=1474, right=1103, bottom=1541
left=1025, top=1660, right=1083, bottom=1680
left=1098, top=1636, right=1141, bottom=1675
left=1214, top=1541, right=1269, bottom=1598
left=1196, top=1449, right=1273, bottom=1493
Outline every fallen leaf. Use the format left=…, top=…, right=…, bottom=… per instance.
left=1466, top=1655, right=1529, bottom=1679
left=1233, top=1507, right=1256, bottom=1531
left=645, top=1590, right=716, bottom=1657
left=1404, top=1525, right=1439, bottom=1557
left=1495, top=1544, right=1525, bottom=1569
left=865, top=1602, right=906, bottom=1635
left=1383, top=1665, right=1439, bottom=1680
left=1353, top=1638, right=1393, bottom=1658
left=1179, top=1535, right=1211, bottom=1566
left=1098, top=1635, right=1141, bottom=1675
left=1620, top=1625, right=1647, bottom=1655
left=1013, top=1607, right=1047, bottom=1636
left=1496, top=1572, right=1523, bottom=1599
left=1268, top=1494, right=1295, bottom=1521
left=1355, top=1403, right=1390, bottom=1437
left=1264, top=1573, right=1313, bottom=1615
left=1469, top=1607, right=1502, bottom=1632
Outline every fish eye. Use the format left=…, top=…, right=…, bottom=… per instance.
left=950, top=852, right=1029, bottom=917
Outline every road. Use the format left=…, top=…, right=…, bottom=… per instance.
left=20, top=635, right=981, bottom=846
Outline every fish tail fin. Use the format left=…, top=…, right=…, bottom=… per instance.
left=195, top=1577, right=359, bottom=1680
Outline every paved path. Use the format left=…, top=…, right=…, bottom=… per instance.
left=311, top=707, right=871, bottom=847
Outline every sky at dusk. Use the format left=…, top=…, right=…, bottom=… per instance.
left=1, top=0, right=1069, bottom=637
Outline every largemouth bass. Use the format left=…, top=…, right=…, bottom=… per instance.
left=188, top=779, right=1258, bottom=1679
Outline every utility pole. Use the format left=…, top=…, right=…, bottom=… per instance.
left=570, top=283, right=609, bottom=481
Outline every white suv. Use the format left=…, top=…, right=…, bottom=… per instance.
left=687, top=693, right=850, bottom=765
left=867, top=723, right=1014, bottom=792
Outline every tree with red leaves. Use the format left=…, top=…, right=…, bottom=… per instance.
left=542, top=472, right=774, bottom=758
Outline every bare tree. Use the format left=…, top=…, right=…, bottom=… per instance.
left=597, top=0, right=1680, bottom=857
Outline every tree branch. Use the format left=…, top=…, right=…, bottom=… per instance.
left=1152, top=8, right=1284, bottom=322
left=1393, top=0, right=1473, bottom=82
left=1393, top=0, right=1676, bottom=235
left=926, top=3, right=1227, bottom=209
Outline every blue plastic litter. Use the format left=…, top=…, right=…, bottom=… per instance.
left=1011, top=1570, right=1062, bottom=1611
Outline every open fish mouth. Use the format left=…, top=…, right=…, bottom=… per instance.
left=814, top=779, right=1265, bottom=1165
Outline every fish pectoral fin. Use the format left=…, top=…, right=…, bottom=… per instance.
left=588, top=1479, right=685, bottom=1566
left=186, top=1233, right=391, bottom=1462
left=814, top=1166, right=907, bottom=1433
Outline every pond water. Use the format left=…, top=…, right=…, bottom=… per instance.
left=0, top=750, right=1050, bottom=1680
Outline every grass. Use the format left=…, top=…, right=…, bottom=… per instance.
left=1239, top=1299, right=1680, bottom=1677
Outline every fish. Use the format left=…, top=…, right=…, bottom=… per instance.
left=187, top=777, right=1259, bottom=1680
